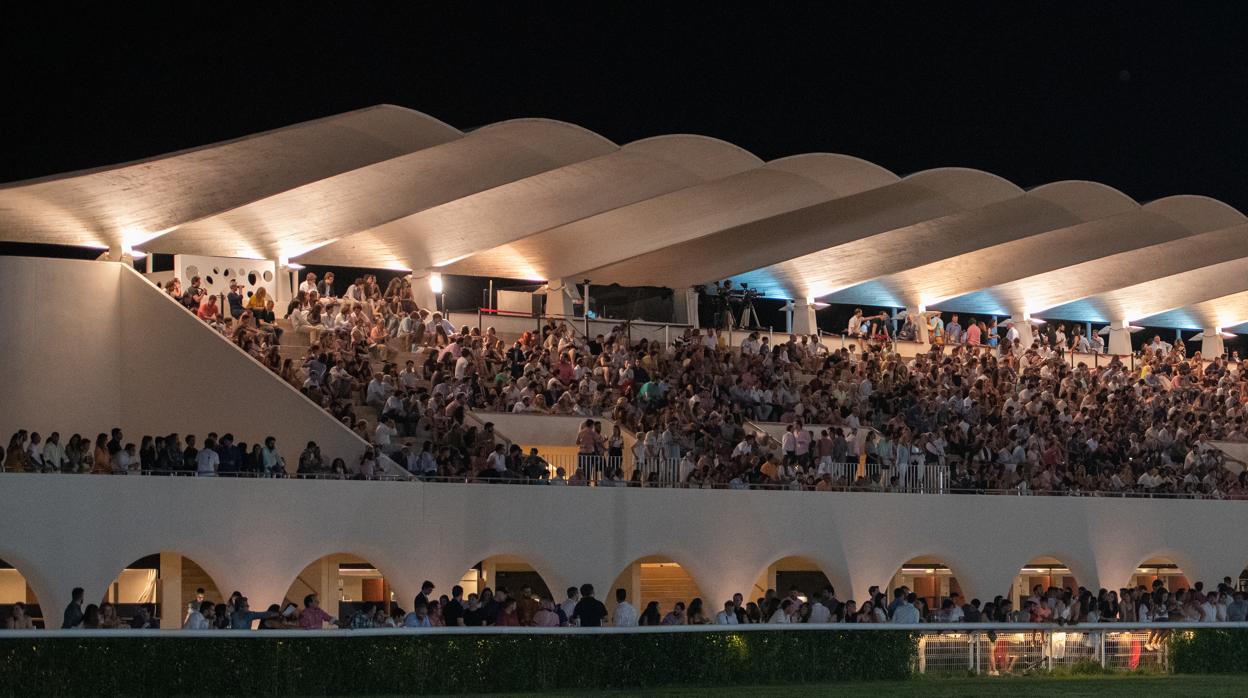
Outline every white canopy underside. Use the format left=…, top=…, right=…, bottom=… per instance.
left=3, top=105, right=1247, bottom=330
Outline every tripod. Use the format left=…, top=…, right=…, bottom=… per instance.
left=737, top=300, right=761, bottom=330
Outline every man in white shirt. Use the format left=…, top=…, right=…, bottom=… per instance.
left=1004, top=322, right=1020, bottom=347
left=612, top=589, right=639, bottom=627
left=715, top=600, right=739, bottom=625
left=365, top=373, right=393, bottom=407
left=42, top=432, right=66, bottom=473
left=486, top=444, right=509, bottom=474
left=374, top=418, right=399, bottom=455
left=560, top=587, right=580, bottom=622
left=808, top=592, right=832, bottom=623
left=196, top=438, right=220, bottom=476
left=299, top=272, right=319, bottom=296
left=454, top=349, right=472, bottom=380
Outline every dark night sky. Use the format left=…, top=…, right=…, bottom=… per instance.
left=4, top=2, right=1248, bottom=208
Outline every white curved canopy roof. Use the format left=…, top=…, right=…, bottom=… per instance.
left=3, top=105, right=1247, bottom=331
left=0, top=105, right=460, bottom=251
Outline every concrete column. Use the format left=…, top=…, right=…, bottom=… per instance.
left=545, top=279, right=576, bottom=318
left=793, top=299, right=818, bottom=335
left=159, top=553, right=183, bottom=630
left=907, top=307, right=929, bottom=344
left=1202, top=329, right=1226, bottom=358
left=408, top=270, right=440, bottom=311
left=673, top=288, right=699, bottom=327
left=274, top=263, right=294, bottom=310
left=1107, top=320, right=1133, bottom=356
left=483, top=558, right=499, bottom=592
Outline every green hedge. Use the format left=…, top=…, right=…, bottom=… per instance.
left=0, top=630, right=917, bottom=696
left=1171, top=628, right=1248, bottom=674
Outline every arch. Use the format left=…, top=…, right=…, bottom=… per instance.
left=280, top=552, right=405, bottom=626
left=606, top=554, right=708, bottom=621
left=998, top=548, right=1098, bottom=597
left=100, top=552, right=228, bottom=629
left=901, top=167, right=1024, bottom=209
left=764, top=152, right=899, bottom=195
left=437, top=544, right=570, bottom=611
left=745, top=554, right=852, bottom=609
left=1130, top=555, right=1192, bottom=594
left=1026, top=180, right=1140, bottom=221
left=622, top=134, right=764, bottom=178
left=0, top=557, right=49, bottom=629
left=469, top=118, right=618, bottom=160
left=460, top=555, right=556, bottom=601
left=888, top=555, right=965, bottom=619
left=1144, top=194, right=1248, bottom=231
left=1010, top=556, right=1083, bottom=613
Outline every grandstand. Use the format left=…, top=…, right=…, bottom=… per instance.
left=3, top=105, right=1248, bottom=636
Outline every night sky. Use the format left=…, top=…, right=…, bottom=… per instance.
left=3, top=3, right=1247, bottom=344
left=5, top=3, right=1247, bottom=202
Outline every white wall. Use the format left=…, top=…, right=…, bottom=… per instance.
left=0, top=257, right=123, bottom=441
left=174, top=254, right=275, bottom=303
left=117, top=262, right=369, bottom=468
left=0, top=257, right=373, bottom=472
left=3, top=473, right=1247, bottom=625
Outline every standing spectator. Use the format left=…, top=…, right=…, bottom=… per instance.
left=62, top=587, right=84, bottom=628
left=197, top=437, right=220, bottom=476
left=571, top=584, right=608, bottom=627
left=612, top=588, right=638, bottom=627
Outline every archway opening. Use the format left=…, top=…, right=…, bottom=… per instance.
left=751, top=556, right=834, bottom=605
left=1011, top=556, right=1079, bottom=611
left=890, top=556, right=961, bottom=620
left=454, top=555, right=557, bottom=625
left=284, top=554, right=393, bottom=627
left=1132, top=557, right=1190, bottom=593
left=609, top=556, right=704, bottom=622
left=0, top=559, right=45, bottom=628
left=103, top=553, right=223, bottom=629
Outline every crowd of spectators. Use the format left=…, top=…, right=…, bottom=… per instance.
left=31, top=575, right=1246, bottom=634
left=137, top=272, right=1248, bottom=496
left=0, top=426, right=332, bottom=477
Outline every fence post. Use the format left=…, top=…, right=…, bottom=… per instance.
left=1098, top=631, right=1106, bottom=668
left=971, top=631, right=978, bottom=673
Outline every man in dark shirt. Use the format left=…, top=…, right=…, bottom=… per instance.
left=61, top=587, right=84, bottom=628
left=182, top=435, right=199, bottom=471
left=217, top=434, right=241, bottom=474
left=462, top=594, right=484, bottom=626
left=414, top=580, right=435, bottom=609
left=442, top=585, right=466, bottom=627
left=571, top=583, right=607, bottom=627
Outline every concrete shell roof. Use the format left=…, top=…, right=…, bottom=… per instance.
left=2, top=105, right=1247, bottom=331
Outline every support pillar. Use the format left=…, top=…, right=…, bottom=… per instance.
left=274, top=262, right=294, bottom=310
left=408, top=270, right=440, bottom=311
left=544, top=279, right=577, bottom=318
left=1005, top=312, right=1034, bottom=350
left=159, top=553, right=183, bottom=630
left=672, top=288, right=699, bottom=327
left=1202, top=329, right=1226, bottom=358
left=1107, top=320, right=1133, bottom=356
left=793, top=299, right=818, bottom=335
left=907, top=307, right=929, bottom=344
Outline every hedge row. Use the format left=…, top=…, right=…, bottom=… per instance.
left=0, top=630, right=917, bottom=696
left=1171, top=628, right=1248, bottom=674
